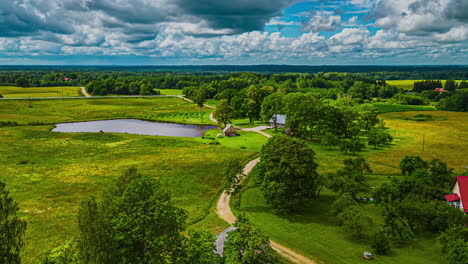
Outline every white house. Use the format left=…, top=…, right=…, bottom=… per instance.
left=445, top=175, right=468, bottom=214
left=269, top=114, right=286, bottom=128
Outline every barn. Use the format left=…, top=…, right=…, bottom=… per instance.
left=223, top=124, right=237, bottom=137
left=445, top=175, right=468, bottom=214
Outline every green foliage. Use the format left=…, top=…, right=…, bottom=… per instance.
left=185, top=230, right=221, bottom=264
left=370, top=231, right=391, bottom=254
left=438, top=226, right=468, bottom=264
left=383, top=207, right=415, bottom=243
left=327, top=158, right=370, bottom=196
left=339, top=138, right=365, bottom=154
left=320, top=132, right=339, bottom=149
left=41, top=240, right=78, bottom=264
left=357, top=103, right=379, bottom=131
left=339, top=205, right=373, bottom=239
left=223, top=158, right=245, bottom=195
left=399, top=155, right=428, bottom=175
left=15, top=77, right=29, bottom=88
left=224, top=215, right=278, bottom=264
left=245, top=85, right=271, bottom=124
left=214, top=99, right=234, bottom=127
left=260, top=92, right=285, bottom=128
left=77, top=167, right=188, bottom=264
left=330, top=193, right=356, bottom=221
left=255, top=136, right=320, bottom=212
left=438, top=90, right=468, bottom=112
left=367, top=128, right=393, bottom=148
left=0, top=181, right=27, bottom=264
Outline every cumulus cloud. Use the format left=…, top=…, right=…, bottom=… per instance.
left=301, top=10, right=342, bottom=32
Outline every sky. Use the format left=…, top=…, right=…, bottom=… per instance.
left=0, top=0, right=467, bottom=65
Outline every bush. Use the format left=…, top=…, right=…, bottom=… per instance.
left=0, top=121, right=19, bottom=127
left=209, top=140, right=220, bottom=145
left=370, top=231, right=391, bottom=254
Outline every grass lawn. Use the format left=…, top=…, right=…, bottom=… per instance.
left=0, top=97, right=257, bottom=263
left=386, top=80, right=463, bottom=91
left=157, top=89, right=183, bottom=95
left=0, top=86, right=81, bottom=98
left=199, top=129, right=268, bottom=153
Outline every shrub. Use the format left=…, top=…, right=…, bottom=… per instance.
left=370, top=231, right=391, bottom=254
left=210, top=140, right=220, bottom=145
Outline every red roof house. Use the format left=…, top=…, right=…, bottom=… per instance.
left=445, top=176, right=468, bottom=213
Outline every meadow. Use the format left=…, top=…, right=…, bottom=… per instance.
left=0, top=97, right=258, bottom=263
left=386, top=80, right=462, bottom=90
left=235, top=110, right=468, bottom=264
left=0, top=86, right=81, bottom=98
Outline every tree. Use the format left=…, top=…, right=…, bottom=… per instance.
left=223, top=158, right=245, bottom=195
left=41, top=240, right=78, bottom=264
left=370, top=231, right=391, bottom=254
left=193, top=87, right=207, bottom=109
left=245, top=85, right=270, bottom=124
left=15, top=77, right=29, bottom=88
left=0, top=181, right=27, bottom=264
left=399, top=155, right=428, bottom=175
left=367, top=129, right=393, bottom=148
left=214, top=99, right=234, bottom=127
left=358, top=104, right=379, bottom=132
left=383, top=207, right=414, bottom=243
left=77, top=167, right=188, bottom=264
left=254, top=136, right=321, bottom=212
left=339, top=138, right=365, bottom=154
left=343, top=157, right=372, bottom=175
left=320, top=132, right=339, bottom=150
left=444, top=79, right=458, bottom=92
left=224, top=215, right=278, bottom=264
left=339, top=206, right=373, bottom=239
left=330, top=193, right=356, bottom=224
left=185, top=230, right=221, bottom=264
left=260, top=92, right=284, bottom=130
left=438, top=226, right=468, bottom=264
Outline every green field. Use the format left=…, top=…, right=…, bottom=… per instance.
left=0, top=86, right=81, bottom=97
left=0, top=97, right=260, bottom=263
left=235, top=110, right=468, bottom=264
left=372, top=103, right=435, bottom=114
left=158, top=89, right=183, bottom=95
left=386, top=80, right=462, bottom=90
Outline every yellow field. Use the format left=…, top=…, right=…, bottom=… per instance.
left=0, top=86, right=80, bottom=98
left=386, top=80, right=462, bottom=90
left=368, top=111, right=468, bottom=174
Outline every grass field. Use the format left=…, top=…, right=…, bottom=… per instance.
left=0, top=97, right=216, bottom=125
left=386, top=80, right=462, bottom=90
left=236, top=110, right=468, bottom=264
left=0, top=86, right=81, bottom=97
left=0, top=97, right=261, bottom=263
left=372, top=103, right=435, bottom=114
left=157, top=89, right=183, bottom=95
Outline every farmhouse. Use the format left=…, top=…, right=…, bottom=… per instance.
left=269, top=114, right=286, bottom=128
left=435, top=88, right=448, bottom=92
left=444, top=175, right=468, bottom=214
left=223, top=124, right=237, bottom=137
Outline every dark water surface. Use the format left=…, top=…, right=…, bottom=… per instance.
left=52, top=119, right=216, bottom=137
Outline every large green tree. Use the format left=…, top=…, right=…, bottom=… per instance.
left=77, top=167, right=187, bottom=264
left=0, top=181, right=27, bottom=264
left=213, top=99, right=234, bottom=127
left=260, top=92, right=284, bottom=130
left=224, top=215, right=278, bottom=264
left=254, top=136, right=321, bottom=212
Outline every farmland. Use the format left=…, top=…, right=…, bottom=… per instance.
left=0, top=86, right=81, bottom=98
left=386, top=80, right=462, bottom=90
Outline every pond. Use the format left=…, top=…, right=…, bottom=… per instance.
left=52, top=119, right=216, bottom=137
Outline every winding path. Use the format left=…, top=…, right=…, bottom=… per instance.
left=80, top=87, right=91, bottom=97
left=212, top=115, right=317, bottom=264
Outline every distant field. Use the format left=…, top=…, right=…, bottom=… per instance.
left=0, top=86, right=80, bottom=97
left=372, top=103, right=435, bottom=114
left=386, top=80, right=462, bottom=90
left=0, top=97, right=257, bottom=263
left=157, top=89, right=182, bottom=95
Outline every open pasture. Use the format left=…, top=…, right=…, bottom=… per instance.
left=0, top=86, right=81, bottom=98
left=0, top=97, right=258, bottom=263
left=386, top=80, right=462, bottom=90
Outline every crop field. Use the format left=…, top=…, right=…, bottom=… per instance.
left=0, top=97, right=260, bottom=263
left=236, top=110, right=468, bottom=264
left=386, top=80, right=462, bottom=90
left=0, top=97, right=215, bottom=125
left=0, top=86, right=81, bottom=98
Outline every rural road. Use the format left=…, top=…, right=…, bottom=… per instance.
left=80, top=87, right=91, bottom=97
left=213, top=117, right=317, bottom=264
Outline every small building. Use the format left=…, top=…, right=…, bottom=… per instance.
left=223, top=124, right=237, bottom=137
left=444, top=175, right=468, bottom=214
left=269, top=114, right=286, bottom=128
left=435, top=88, right=448, bottom=92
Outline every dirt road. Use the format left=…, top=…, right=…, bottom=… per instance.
left=80, top=87, right=91, bottom=97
